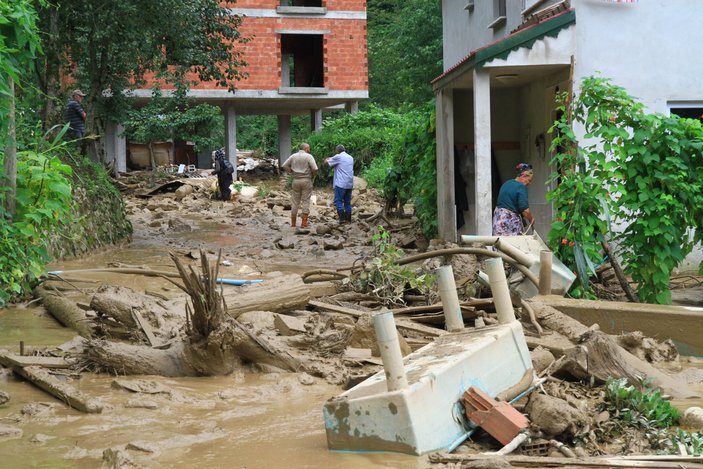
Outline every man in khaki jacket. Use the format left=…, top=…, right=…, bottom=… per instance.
left=281, top=143, right=318, bottom=229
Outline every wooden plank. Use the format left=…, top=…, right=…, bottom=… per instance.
left=430, top=453, right=703, bottom=468
left=0, top=350, right=72, bottom=369
left=13, top=366, right=103, bottom=413
left=309, top=300, right=446, bottom=338
left=131, top=310, right=159, bottom=347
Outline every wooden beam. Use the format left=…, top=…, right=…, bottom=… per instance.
left=13, top=366, right=103, bottom=413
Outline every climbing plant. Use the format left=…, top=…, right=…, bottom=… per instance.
left=548, top=75, right=703, bottom=303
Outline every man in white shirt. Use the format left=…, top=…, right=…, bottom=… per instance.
left=325, top=144, right=354, bottom=224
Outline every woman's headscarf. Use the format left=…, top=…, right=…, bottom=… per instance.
left=516, top=163, right=533, bottom=178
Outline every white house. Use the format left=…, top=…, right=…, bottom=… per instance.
left=432, top=0, right=703, bottom=270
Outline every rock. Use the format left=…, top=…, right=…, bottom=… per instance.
left=316, top=225, right=332, bottom=235
left=323, top=238, right=344, bottom=250
left=0, top=425, right=22, bottom=441
left=298, top=373, right=315, bottom=386
left=30, top=433, right=55, bottom=444
left=525, top=393, right=589, bottom=438
left=0, top=390, right=9, bottom=405
left=174, top=184, right=194, bottom=200
left=125, top=397, right=159, bottom=410
left=464, top=456, right=513, bottom=469
left=353, top=176, right=368, bottom=191
left=277, top=237, right=296, bottom=249
left=148, top=220, right=162, bottom=228
left=259, top=249, right=274, bottom=259
left=111, top=379, right=171, bottom=395
left=237, top=185, right=258, bottom=201
left=682, top=406, right=703, bottom=430
left=274, top=313, right=307, bottom=336
left=126, top=441, right=159, bottom=454
left=238, top=310, right=276, bottom=333
left=168, top=218, right=192, bottom=232
left=349, top=313, right=412, bottom=357
left=102, top=448, right=138, bottom=469
left=21, top=402, right=55, bottom=418
left=530, top=346, right=555, bottom=374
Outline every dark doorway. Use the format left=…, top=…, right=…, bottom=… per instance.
left=281, top=34, right=324, bottom=88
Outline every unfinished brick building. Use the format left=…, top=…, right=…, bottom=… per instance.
left=107, top=0, right=368, bottom=174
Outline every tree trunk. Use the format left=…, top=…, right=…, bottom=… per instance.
left=34, top=286, right=94, bottom=338
left=3, top=77, right=17, bottom=215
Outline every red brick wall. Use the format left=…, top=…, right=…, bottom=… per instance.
left=143, top=3, right=368, bottom=92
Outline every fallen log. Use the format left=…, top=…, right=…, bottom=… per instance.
left=34, top=286, right=94, bottom=338
left=527, top=298, right=697, bottom=399
left=13, top=366, right=102, bottom=413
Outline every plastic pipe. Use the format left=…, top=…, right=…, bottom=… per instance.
left=436, top=265, right=464, bottom=332
left=494, top=239, right=534, bottom=267
left=485, top=258, right=516, bottom=325
left=373, top=311, right=409, bottom=392
left=538, top=250, right=553, bottom=295
left=461, top=235, right=500, bottom=246
left=216, top=278, right=264, bottom=286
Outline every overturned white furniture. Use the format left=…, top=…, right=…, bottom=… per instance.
left=323, top=259, right=533, bottom=455
left=461, top=233, right=576, bottom=298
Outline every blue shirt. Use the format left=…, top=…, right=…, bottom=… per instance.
left=327, top=151, right=354, bottom=189
left=496, top=179, right=529, bottom=214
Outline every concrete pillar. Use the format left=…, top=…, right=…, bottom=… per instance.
left=310, top=109, right=322, bottom=133
left=224, top=105, right=237, bottom=181
left=104, top=122, right=115, bottom=166
left=436, top=88, right=456, bottom=242
left=473, top=69, right=492, bottom=236
left=278, top=115, right=292, bottom=166
left=115, top=123, right=127, bottom=174
left=345, top=101, right=359, bottom=114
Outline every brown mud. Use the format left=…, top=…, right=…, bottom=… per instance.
left=1, top=171, right=703, bottom=467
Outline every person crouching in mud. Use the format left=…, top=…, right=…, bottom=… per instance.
left=211, top=149, right=235, bottom=201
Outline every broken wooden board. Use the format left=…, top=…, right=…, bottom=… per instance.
left=0, top=350, right=72, bottom=369
left=131, top=310, right=160, bottom=347
left=429, top=453, right=703, bottom=468
left=13, top=366, right=103, bottom=413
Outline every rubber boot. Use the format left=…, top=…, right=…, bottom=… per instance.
left=290, top=214, right=297, bottom=230
left=344, top=211, right=352, bottom=223
left=337, top=209, right=345, bottom=225
left=301, top=213, right=309, bottom=229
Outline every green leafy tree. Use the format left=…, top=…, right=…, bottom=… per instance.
left=367, top=0, right=443, bottom=108
left=548, top=76, right=703, bottom=303
left=36, top=0, right=248, bottom=158
left=1, top=0, right=44, bottom=214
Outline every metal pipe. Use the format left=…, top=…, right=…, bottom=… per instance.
left=538, top=250, right=553, bottom=295
left=436, top=265, right=464, bottom=332
left=485, top=258, right=516, bottom=324
left=373, top=311, right=409, bottom=392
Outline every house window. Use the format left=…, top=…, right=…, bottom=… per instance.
left=280, top=34, right=324, bottom=88
left=495, top=0, right=507, bottom=17
left=280, top=0, right=322, bottom=6
left=488, top=0, right=507, bottom=29
left=670, top=106, right=703, bottom=123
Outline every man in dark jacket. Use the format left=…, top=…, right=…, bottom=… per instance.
left=211, top=149, right=234, bottom=201
left=65, top=89, right=87, bottom=139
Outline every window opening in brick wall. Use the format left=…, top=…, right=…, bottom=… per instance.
left=280, top=0, right=322, bottom=6
left=281, top=34, right=324, bottom=88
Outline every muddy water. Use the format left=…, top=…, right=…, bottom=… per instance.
left=0, top=209, right=426, bottom=467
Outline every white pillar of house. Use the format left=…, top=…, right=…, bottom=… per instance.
left=104, top=122, right=115, bottom=166
left=310, top=109, right=322, bottom=133
left=345, top=101, right=359, bottom=114
left=115, top=123, right=127, bottom=174
left=278, top=114, right=292, bottom=166
left=224, top=105, right=237, bottom=181
left=436, top=88, right=456, bottom=242
left=473, top=69, right=492, bottom=236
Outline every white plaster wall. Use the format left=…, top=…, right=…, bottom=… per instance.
left=572, top=0, right=703, bottom=114
left=442, top=0, right=529, bottom=70
left=572, top=0, right=703, bottom=271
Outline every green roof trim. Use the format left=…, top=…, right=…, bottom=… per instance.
left=475, top=9, right=576, bottom=68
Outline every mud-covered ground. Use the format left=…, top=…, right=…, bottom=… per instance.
left=1, top=168, right=703, bottom=468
